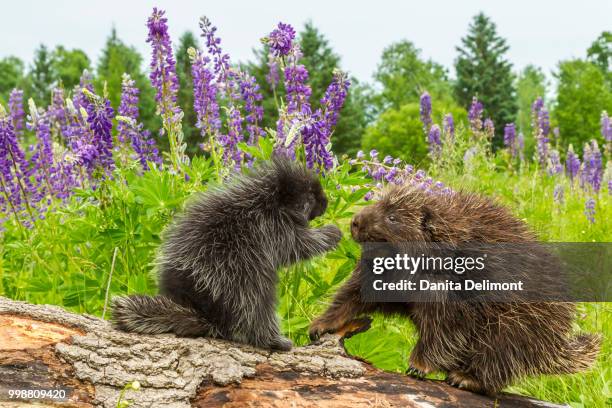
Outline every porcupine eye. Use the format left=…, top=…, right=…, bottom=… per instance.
left=386, top=214, right=398, bottom=224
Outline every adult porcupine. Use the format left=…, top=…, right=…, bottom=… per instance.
left=309, top=184, right=601, bottom=395
left=113, top=158, right=342, bottom=351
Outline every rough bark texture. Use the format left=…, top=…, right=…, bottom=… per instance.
left=0, top=297, right=568, bottom=407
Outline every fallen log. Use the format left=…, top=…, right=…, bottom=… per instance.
left=0, top=297, right=567, bottom=407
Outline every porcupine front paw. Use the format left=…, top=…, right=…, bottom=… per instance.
left=320, top=224, right=342, bottom=250
left=308, top=315, right=342, bottom=341
left=406, top=365, right=427, bottom=379
left=406, top=351, right=433, bottom=379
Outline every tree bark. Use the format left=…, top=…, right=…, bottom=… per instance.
left=0, top=297, right=568, bottom=408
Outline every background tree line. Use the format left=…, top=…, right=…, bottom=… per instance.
left=1, top=14, right=610, bottom=163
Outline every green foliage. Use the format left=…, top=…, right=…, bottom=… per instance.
left=175, top=31, right=200, bottom=156
left=516, top=65, right=547, bottom=154
left=0, top=56, right=27, bottom=105
left=362, top=103, right=428, bottom=164
left=51, top=46, right=91, bottom=90
left=362, top=102, right=467, bottom=165
left=244, top=22, right=369, bottom=156
left=373, top=40, right=453, bottom=111
left=554, top=59, right=612, bottom=148
left=454, top=13, right=517, bottom=146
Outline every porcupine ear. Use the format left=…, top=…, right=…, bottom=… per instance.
left=272, top=156, right=305, bottom=209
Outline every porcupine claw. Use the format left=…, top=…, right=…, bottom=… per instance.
left=406, top=365, right=426, bottom=379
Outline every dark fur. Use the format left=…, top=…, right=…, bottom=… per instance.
left=113, top=158, right=341, bottom=350
left=309, top=184, right=601, bottom=395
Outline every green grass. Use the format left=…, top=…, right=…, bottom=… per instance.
left=1, top=136, right=610, bottom=407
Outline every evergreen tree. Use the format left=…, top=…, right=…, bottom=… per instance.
left=454, top=13, right=517, bottom=146
left=244, top=22, right=368, bottom=156
left=29, top=45, right=54, bottom=104
left=97, top=28, right=158, bottom=137
left=175, top=31, right=200, bottom=155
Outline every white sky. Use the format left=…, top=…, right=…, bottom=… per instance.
left=1, top=0, right=610, bottom=84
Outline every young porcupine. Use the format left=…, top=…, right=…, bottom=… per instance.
left=112, top=158, right=342, bottom=351
left=309, top=184, right=601, bottom=395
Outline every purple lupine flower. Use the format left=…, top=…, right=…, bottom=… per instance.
left=536, top=135, right=549, bottom=166
left=199, top=16, right=231, bottom=85
left=302, top=122, right=332, bottom=170
left=370, top=149, right=378, bottom=159
left=484, top=118, right=494, bottom=138
left=266, top=57, right=279, bottom=90
left=72, top=71, right=94, bottom=112
left=538, top=108, right=550, bottom=137
left=356, top=150, right=364, bottom=159
left=531, top=97, right=544, bottom=114
left=8, top=89, right=24, bottom=137
left=224, top=106, right=244, bottom=169
left=584, top=198, right=596, bottom=224
left=532, top=97, right=550, bottom=165
left=419, top=92, right=432, bottom=132
left=504, top=123, right=517, bottom=157
left=383, top=155, right=393, bottom=165
left=319, top=70, right=349, bottom=130
left=199, top=16, right=247, bottom=168
left=275, top=62, right=312, bottom=158
left=117, top=74, right=161, bottom=169
left=566, top=144, right=581, bottom=182
left=0, top=107, right=37, bottom=227
left=147, top=8, right=181, bottom=126
left=267, top=22, right=314, bottom=159
left=581, top=140, right=603, bottom=192
left=131, top=128, right=162, bottom=170
left=547, top=150, right=563, bottom=176
left=84, top=89, right=115, bottom=172
left=49, top=88, right=68, bottom=138
left=384, top=167, right=398, bottom=183
left=27, top=101, right=75, bottom=201
left=468, top=97, right=483, bottom=132
left=553, top=184, right=564, bottom=204
left=268, top=22, right=296, bottom=57
left=190, top=49, right=221, bottom=137
left=427, top=125, right=442, bottom=156
left=117, top=74, right=140, bottom=144
left=601, top=111, right=611, bottom=142
left=238, top=72, right=264, bottom=146
left=443, top=113, right=454, bottom=139
left=303, top=71, right=349, bottom=170
left=284, top=63, right=312, bottom=116
left=62, top=97, right=96, bottom=181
